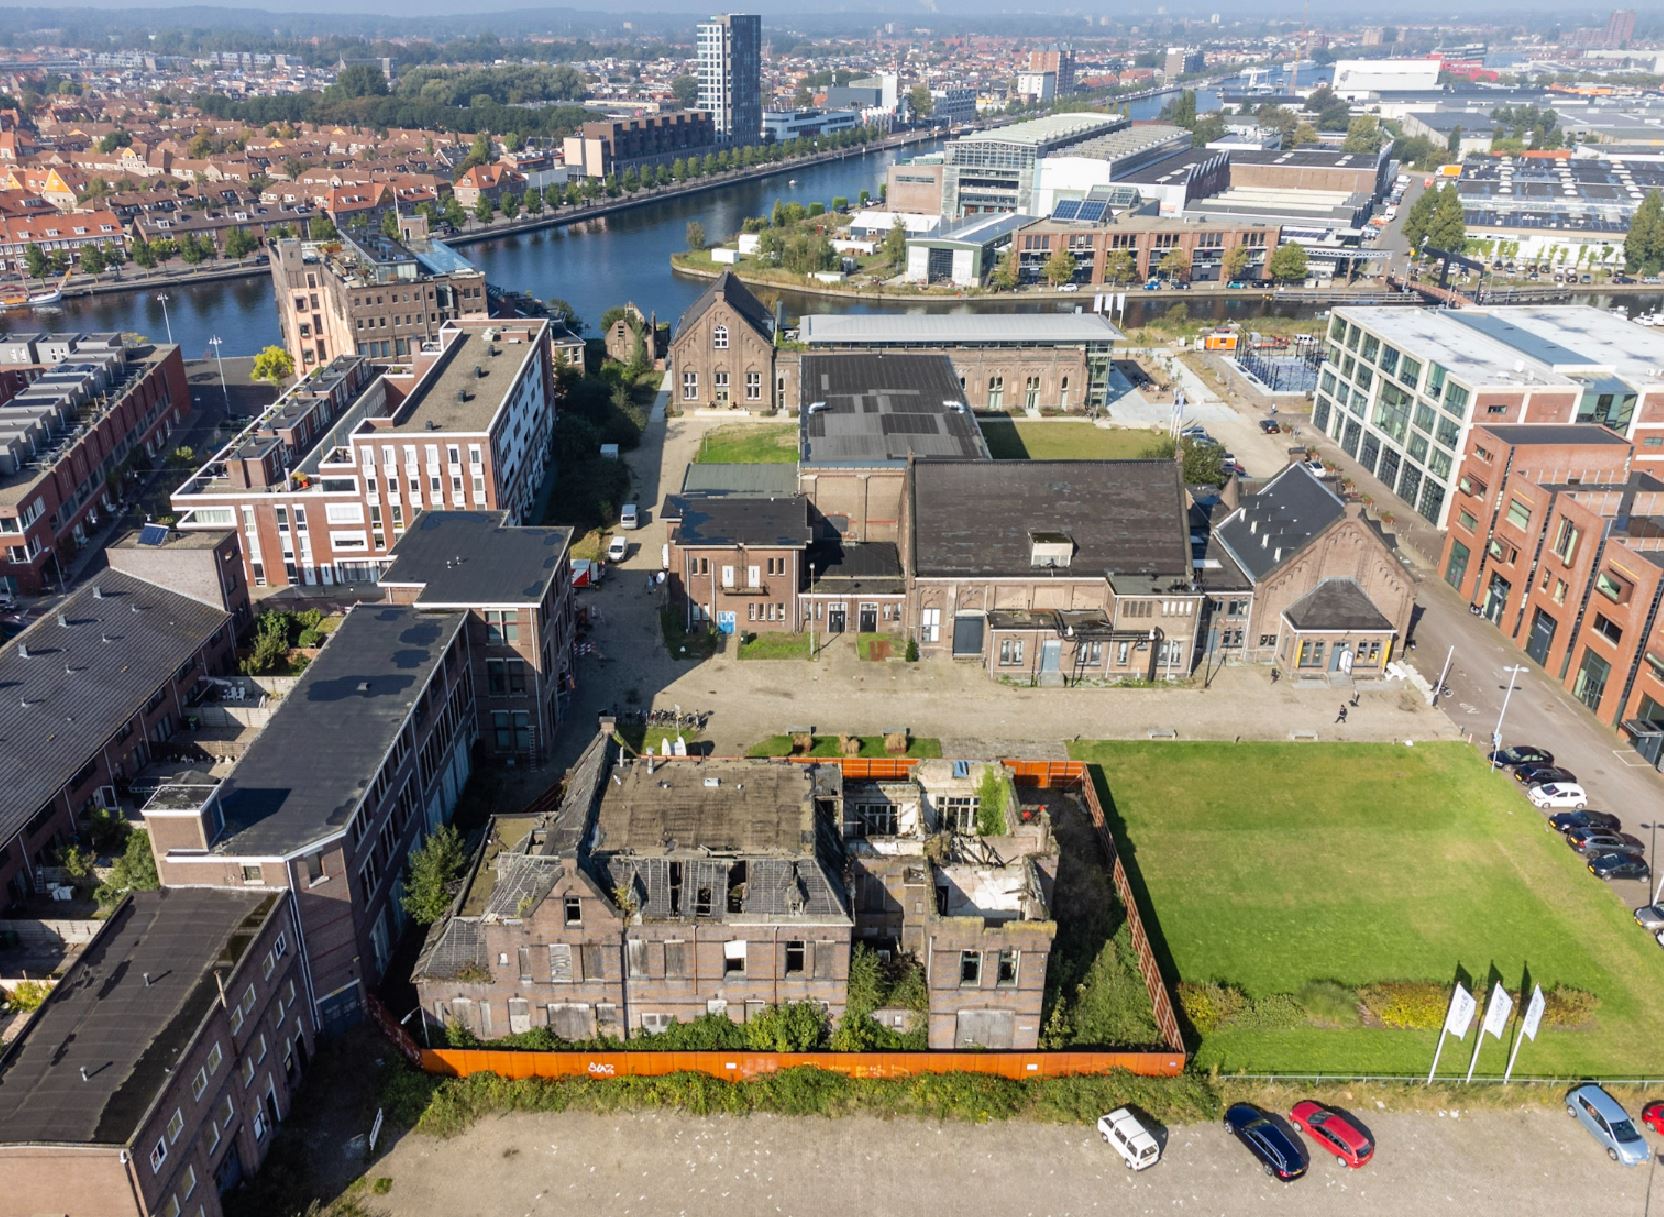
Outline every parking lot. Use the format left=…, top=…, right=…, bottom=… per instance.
left=372, top=1107, right=1661, bottom=1217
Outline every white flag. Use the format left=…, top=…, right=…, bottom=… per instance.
left=1444, top=982, right=1476, bottom=1038
left=1520, top=984, right=1546, bottom=1042
left=1481, top=982, right=1513, bottom=1040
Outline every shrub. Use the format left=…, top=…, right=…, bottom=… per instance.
left=4, top=979, right=51, bottom=1012
left=295, top=628, right=325, bottom=649
left=743, top=1001, right=828, bottom=1051
left=1176, top=982, right=1250, bottom=1034
left=1234, top=991, right=1306, bottom=1030
left=1358, top=981, right=1449, bottom=1030
left=905, top=638, right=919, bottom=662
left=1293, top=980, right=1361, bottom=1028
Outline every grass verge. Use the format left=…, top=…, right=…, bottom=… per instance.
left=738, top=631, right=814, bottom=660
left=745, top=734, right=943, bottom=759
left=978, top=419, right=1161, bottom=461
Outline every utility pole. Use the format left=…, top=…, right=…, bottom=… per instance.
left=155, top=292, right=173, bottom=345
left=209, top=335, right=230, bottom=418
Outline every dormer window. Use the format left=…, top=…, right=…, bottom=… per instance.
left=712, top=324, right=728, bottom=350
left=1029, top=530, right=1074, bottom=569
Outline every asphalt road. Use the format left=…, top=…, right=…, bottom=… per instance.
left=1406, top=574, right=1664, bottom=916
left=373, top=1108, right=1664, bottom=1217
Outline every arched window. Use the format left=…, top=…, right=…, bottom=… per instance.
left=712, top=324, right=728, bottom=349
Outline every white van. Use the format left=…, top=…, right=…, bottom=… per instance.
left=1097, top=1108, right=1160, bottom=1170
left=620, top=502, right=640, bottom=530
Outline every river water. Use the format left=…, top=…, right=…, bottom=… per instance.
left=35, top=87, right=1663, bottom=354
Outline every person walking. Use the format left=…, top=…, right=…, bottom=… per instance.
left=1335, top=704, right=1349, bottom=724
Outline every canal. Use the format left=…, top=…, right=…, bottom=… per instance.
left=38, top=86, right=1662, bottom=353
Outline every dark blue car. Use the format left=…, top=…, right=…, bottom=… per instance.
left=1224, top=1103, right=1308, bottom=1181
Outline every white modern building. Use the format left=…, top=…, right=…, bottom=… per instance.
left=1331, top=58, right=1442, bottom=99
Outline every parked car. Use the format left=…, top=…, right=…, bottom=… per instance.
left=1098, top=1107, right=1161, bottom=1170
left=1634, top=905, right=1664, bottom=931
left=620, top=501, right=640, bottom=530
left=1223, top=1103, right=1307, bottom=1181
left=1590, top=852, right=1650, bottom=882
left=1259, top=418, right=1282, bottom=434
left=1057, top=282, right=1080, bottom=293
left=1514, top=763, right=1576, bottom=787
left=1289, top=1101, right=1374, bottom=1168
left=1550, top=810, right=1622, bottom=835
left=1566, top=829, right=1644, bottom=856
left=1528, top=783, right=1589, bottom=810
left=1567, top=1084, right=1650, bottom=1165
left=606, top=534, right=629, bottom=562
left=1642, top=1101, right=1664, bottom=1135
left=1180, top=424, right=1211, bottom=439
left=1489, top=745, right=1554, bottom=769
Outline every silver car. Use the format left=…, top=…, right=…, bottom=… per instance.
left=1567, top=1084, right=1650, bottom=1166
left=1635, top=904, right=1664, bottom=931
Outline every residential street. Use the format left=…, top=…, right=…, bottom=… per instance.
left=373, top=1108, right=1663, bottom=1217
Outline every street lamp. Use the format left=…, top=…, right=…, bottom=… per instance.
left=1491, top=665, right=1529, bottom=764
left=208, top=335, right=230, bottom=417
left=1644, top=822, right=1664, bottom=908
left=155, top=292, right=173, bottom=346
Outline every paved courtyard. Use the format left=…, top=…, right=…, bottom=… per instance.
left=371, top=1108, right=1659, bottom=1217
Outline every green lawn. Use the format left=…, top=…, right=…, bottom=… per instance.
left=738, top=631, right=813, bottom=661
left=1068, top=740, right=1664, bottom=1077
left=978, top=419, right=1162, bottom=461
left=746, top=734, right=943, bottom=760
left=693, top=423, right=798, bottom=464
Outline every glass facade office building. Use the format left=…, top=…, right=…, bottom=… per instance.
left=698, top=14, right=763, bottom=144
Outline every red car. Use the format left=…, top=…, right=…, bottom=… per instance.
left=1644, top=1102, right=1664, bottom=1135
left=1290, top=1101, right=1374, bottom=1168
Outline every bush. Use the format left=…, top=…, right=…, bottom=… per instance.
left=1177, top=982, right=1250, bottom=1035
left=295, top=628, right=325, bottom=649
left=4, top=979, right=51, bottom=1013
left=743, top=1002, right=828, bottom=1051
left=905, top=638, right=919, bottom=662
left=94, top=830, right=159, bottom=909
left=1293, top=980, right=1361, bottom=1028
left=1358, top=981, right=1449, bottom=1030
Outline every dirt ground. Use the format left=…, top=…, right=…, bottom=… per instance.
left=371, top=1108, right=1659, bottom=1217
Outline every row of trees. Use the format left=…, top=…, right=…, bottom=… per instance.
left=987, top=240, right=1308, bottom=290
left=1402, top=184, right=1469, bottom=256
left=1625, top=191, right=1664, bottom=278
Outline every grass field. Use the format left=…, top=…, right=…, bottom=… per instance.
left=694, top=422, right=798, bottom=464
left=1068, top=740, right=1664, bottom=1077
left=738, top=631, right=813, bottom=661
left=978, top=419, right=1161, bottom=461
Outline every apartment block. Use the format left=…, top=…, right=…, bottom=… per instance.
left=269, top=219, right=488, bottom=370
left=171, top=319, right=557, bottom=590
left=697, top=13, right=763, bottom=144
left=0, top=333, right=190, bottom=595
left=0, top=890, right=312, bottom=1217
left=143, top=603, right=478, bottom=1031
left=1439, top=423, right=1664, bottom=740
left=0, top=562, right=238, bottom=906
left=561, top=112, right=718, bottom=179
left=1013, top=214, right=1281, bottom=285
left=414, top=735, right=1060, bottom=1050
left=379, top=510, right=575, bottom=766
left=1313, top=305, right=1664, bottom=528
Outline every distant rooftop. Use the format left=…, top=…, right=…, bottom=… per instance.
left=798, top=312, right=1122, bottom=347
left=799, top=353, right=989, bottom=467
left=209, top=605, right=466, bottom=858
left=952, top=112, right=1123, bottom=148
left=380, top=510, right=571, bottom=605
left=0, top=890, right=273, bottom=1146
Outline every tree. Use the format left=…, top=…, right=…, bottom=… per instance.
left=1624, top=189, right=1664, bottom=276
left=523, top=187, right=542, bottom=215
left=501, top=193, right=520, bottom=219
left=1042, top=245, right=1078, bottom=287
left=1104, top=248, right=1136, bottom=284
left=252, top=345, right=295, bottom=385
left=1221, top=244, right=1251, bottom=282
left=544, top=297, right=584, bottom=334
left=685, top=220, right=707, bottom=251
left=327, top=64, right=389, bottom=101
left=24, top=244, right=48, bottom=279
left=1342, top=116, right=1386, bottom=156
left=308, top=213, right=337, bottom=241
left=79, top=244, right=105, bottom=274
left=671, top=74, right=700, bottom=106
left=130, top=237, right=156, bottom=268
left=1292, top=122, right=1320, bottom=147
left=907, top=84, right=933, bottom=118
left=1424, top=184, right=1467, bottom=254
left=223, top=226, right=257, bottom=258
left=401, top=826, right=467, bottom=925
left=1267, top=242, right=1309, bottom=282
left=1402, top=187, right=1438, bottom=252
left=1159, top=247, right=1192, bottom=283
left=474, top=194, right=494, bottom=223
left=989, top=243, right=1020, bottom=290
left=94, top=830, right=160, bottom=908
left=882, top=219, right=909, bottom=271
left=1191, top=113, right=1227, bottom=147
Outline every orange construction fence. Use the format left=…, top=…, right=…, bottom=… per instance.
left=419, top=1045, right=1184, bottom=1082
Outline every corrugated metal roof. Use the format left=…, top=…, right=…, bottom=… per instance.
left=799, top=312, right=1122, bottom=346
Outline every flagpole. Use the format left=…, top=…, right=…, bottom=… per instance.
left=1426, top=1027, right=1448, bottom=1084
left=1502, top=1023, right=1525, bottom=1083
left=1464, top=1020, right=1486, bottom=1082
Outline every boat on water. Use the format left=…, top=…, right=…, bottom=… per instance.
left=787, top=178, right=798, bottom=186
left=26, top=289, right=61, bottom=307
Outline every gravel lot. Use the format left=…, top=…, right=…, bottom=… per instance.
left=373, top=1108, right=1659, bottom=1217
